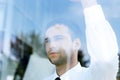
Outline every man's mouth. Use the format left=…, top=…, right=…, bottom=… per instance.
left=49, top=52, right=57, bottom=54
left=49, top=52, right=58, bottom=57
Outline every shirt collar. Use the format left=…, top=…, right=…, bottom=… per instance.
left=53, top=62, right=82, bottom=80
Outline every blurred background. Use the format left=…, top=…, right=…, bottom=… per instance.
left=0, top=0, right=120, bottom=80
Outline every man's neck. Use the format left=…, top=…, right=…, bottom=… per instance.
left=56, top=60, right=78, bottom=76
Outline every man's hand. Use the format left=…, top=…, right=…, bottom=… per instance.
left=70, top=0, right=98, bottom=8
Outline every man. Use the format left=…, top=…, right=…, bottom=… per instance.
left=44, top=0, right=119, bottom=80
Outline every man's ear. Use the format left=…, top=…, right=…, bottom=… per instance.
left=73, top=38, right=81, bottom=50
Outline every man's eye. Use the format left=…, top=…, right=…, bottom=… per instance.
left=54, top=36, right=64, bottom=41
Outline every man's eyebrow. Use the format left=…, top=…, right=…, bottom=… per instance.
left=44, top=35, right=64, bottom=41
left=54, top=35, right=64, bottom=38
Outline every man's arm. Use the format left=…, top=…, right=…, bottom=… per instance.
left=71, top=0, right=118, bottom=63
left=80, top=0, right=119, bottom=63
left=71, top=0, right=119, bottom=80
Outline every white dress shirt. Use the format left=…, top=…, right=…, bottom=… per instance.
left=44, top=63, right=88, bottom=80
left=44, top=4, right=119, bottom=80
left=84, top=5, right=118, bottom=80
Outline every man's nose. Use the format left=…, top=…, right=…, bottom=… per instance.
left=49, top=41, right=56, bottom=49
left=48, top=41, right=57, bottom=53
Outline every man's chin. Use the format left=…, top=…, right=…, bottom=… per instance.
left=49, top=59, right=60, bottom=65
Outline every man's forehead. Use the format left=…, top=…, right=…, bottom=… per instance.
left=46, top=24, right=70, bottom=35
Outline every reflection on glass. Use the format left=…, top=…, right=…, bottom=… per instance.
left=0, top=31, right=33, bottom=80
left=0, top=0, right=120, bottom=80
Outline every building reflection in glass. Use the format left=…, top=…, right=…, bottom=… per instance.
left=0, top=31, right=33, bottom=80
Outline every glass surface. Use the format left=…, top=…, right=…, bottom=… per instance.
left=0, top=0, right=120, bottom=80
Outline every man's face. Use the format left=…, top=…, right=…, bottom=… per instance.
left=44, top=24, right=74, bottom=66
